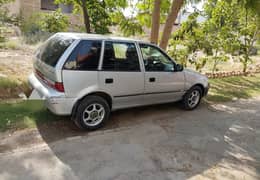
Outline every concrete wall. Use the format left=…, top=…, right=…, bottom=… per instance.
left=5, top=0, right=83, bottom=28
left=4, top=0, right=21, bottom=15
left=20, top=0, right=41, bottom=18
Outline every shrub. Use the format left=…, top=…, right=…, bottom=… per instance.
left=41, top=9, right=69, bottom=33
left=20, top=9, right=69, bottom=44
left=0, top=40, right=20, bottom=50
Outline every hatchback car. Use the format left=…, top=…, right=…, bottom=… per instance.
left=28, top=33, right=209, bottom=130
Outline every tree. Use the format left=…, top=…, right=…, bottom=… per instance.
left=56, top=0, right=127, bottom=34
left=169, top=12, right=209, bottom=71
left=150, top=0, right=161, bottom=44
left=159, top=0, right=184, bottom=50
left=41, top=9, right=69, bottom=33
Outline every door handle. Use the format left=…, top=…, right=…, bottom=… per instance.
left=105, top=78, right=113, bottom=84
left=149, top=77, right=156, bottom=82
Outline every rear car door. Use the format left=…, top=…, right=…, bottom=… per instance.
left=139, top=43, right=185, bottom=104
left=99, top=41, right=145, bottom=109
left=62, top=40, right=102, bottom=97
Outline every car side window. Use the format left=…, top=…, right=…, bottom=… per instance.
left=63, top=40, right=101, bottom=70
left=102, top=41, right=140, bottom=71
left=140, top=44, right=174, bottom=72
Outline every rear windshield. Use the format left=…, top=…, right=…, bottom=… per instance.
left=37, top=34, right=74, bottom=67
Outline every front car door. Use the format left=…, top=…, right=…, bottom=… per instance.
left=138, top=43, right=185, bottom=104
left=99, top=41, right=145, bottom=110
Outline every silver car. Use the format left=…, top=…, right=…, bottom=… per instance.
left=28, top=33, right=209, bottom=130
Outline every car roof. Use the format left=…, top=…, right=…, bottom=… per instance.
left=56, top=32, right=147, bottom=43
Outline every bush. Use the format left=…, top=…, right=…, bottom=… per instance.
left=20, top=13, right=43, bottom=35
left=41, top=9, right=69, bottom=33
left=22, top=31, right=52, bottom=44
left=20, top=9, right=69, bottom=44
left=0, top=40, right=20, bottom=50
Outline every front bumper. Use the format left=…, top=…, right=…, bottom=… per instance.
left=204, top=83, right=210, bottom=96
left=28, top=73, right=74, bottom=115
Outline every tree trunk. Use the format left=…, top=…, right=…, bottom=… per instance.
left=159, top=0, right=184, bottom=50
left=81, top=0, right=91, bottom=33
left=150, top=0, right=161, bottom=44
left=243, top=7, right=248, bottom=73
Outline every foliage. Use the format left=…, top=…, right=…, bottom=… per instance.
left=111, top=11, right=143, bottom=36
left=41, top=9, right=69, bottom=33
left=20, top=13, right=43, bottom=36
left=168, top=0, right=259, bottom=72
left=20, top=10, right=68, bottom=44
left=56, top=0, right=128, bottom=34
left=20, top=13, right=47, bottom=44
left=169, top=12, right=208, bottom=71
left=136, top=0, right=171, bottom=28
left=168, top=44, right=189, bottom=67
left=0, top=40, right=21, bottom=50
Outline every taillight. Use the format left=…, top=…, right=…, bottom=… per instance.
left=54, top=82, right=64, bottom=92
left=35, top=69, right=64, bottom=92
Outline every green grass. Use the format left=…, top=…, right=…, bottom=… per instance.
left=0, top=77, right=31, bottom=98
left=0, top=40, right=22, bottom=50
left=0, top=74, right=260, bottom=132
left=0, top=77, right=19, bottom=88
left=0, top=100, right=63, bottom=132
left=207, top=73, right=260, bottom=102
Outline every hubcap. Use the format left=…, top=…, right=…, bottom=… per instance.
left=188, top=90, right=200, bottom=108
left=83, top=103, right=105, bottom=126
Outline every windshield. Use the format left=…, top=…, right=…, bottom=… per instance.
left=37, top=34, right=75, bottom=67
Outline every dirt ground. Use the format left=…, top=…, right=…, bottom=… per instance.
left=0, top=48, right=34, bottom=80
left=0, top=98, right=259, bottom=180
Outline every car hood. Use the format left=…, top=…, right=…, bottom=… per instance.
left=183, top=69, right=204, bottom=76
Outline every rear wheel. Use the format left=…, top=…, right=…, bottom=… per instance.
left=182, top=86, right=202, bottom=110
left=74, top=95, right=110, bottom=130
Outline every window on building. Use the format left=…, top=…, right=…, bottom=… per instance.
left=41, top=0, right=58, bottom=11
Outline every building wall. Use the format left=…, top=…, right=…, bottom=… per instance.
left=20, top=0, right=41, bottom=18
left=5, top=0, right=83, bottom=28
left=4, top=0, right=21, bottom=15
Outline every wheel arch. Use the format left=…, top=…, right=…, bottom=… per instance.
left=192, top=84, right=205, bottom=95
left=184, top=83, right=205, bottom=97
left=71, top=91, right=113, bottom=120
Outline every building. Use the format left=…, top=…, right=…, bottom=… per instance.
left=6, top=0, right=82, bottom=26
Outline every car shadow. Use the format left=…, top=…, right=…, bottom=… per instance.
left=1, top=100, right=260, bottom=179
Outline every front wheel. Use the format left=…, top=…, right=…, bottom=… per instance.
left=74, top=95, right=110, bottom=130
left=182, top=86, right=202, bottom=110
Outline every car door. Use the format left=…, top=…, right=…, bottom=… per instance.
left=99, top=41, right=145, bottom=110
left=62, top=40, right=102, bottom=98
left=139, top=43, right=185, bottom=104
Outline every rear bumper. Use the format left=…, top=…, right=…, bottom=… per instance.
left=28, top=73, right=74, bottom=115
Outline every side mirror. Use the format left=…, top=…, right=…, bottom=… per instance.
left=175, top=64, right=183, bottom=72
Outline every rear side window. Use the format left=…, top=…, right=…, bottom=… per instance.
left=102, top=41, right=140, bottom=71
left=64, top=40, right=102, bottom=70
left=38, top=35, right=74, bottom=67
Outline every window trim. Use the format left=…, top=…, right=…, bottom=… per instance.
left=100, top=40, right=142, bottom=72
left=62, top=39, right=103, bottom=71
left=40, top=0, right=58, bottom=11
left=138, top=43, right=177, bottom=72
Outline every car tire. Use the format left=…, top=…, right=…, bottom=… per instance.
left=182, top=86, right=202, bottom=110
left=74, top=95, right=110, bottom=130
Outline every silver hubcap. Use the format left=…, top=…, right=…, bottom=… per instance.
left=188, top=90, right=200, bottom=108
left=83, top=103, right=105, bottom=126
